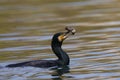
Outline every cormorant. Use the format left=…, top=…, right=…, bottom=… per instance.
left=6, top=27, right=76, bottom=68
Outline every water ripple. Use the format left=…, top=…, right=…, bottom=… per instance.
left=1, top=0, right=120, bottom=80
left=0, top=36, right=51, bottom=41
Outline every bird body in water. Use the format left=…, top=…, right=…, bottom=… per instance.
left=6, top=27, right=76, bottom=68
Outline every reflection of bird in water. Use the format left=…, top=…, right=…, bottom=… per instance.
left=51, top=66, right=70, bottom=80
left=6, top=27, right=76, bottom=68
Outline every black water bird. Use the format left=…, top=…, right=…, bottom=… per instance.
left=6, top=27, right=76, bottom=68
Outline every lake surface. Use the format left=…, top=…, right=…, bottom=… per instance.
left=0, top=0, right=120, bottom=80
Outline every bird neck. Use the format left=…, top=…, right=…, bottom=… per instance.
left=51, top=41, right=69, bottom=65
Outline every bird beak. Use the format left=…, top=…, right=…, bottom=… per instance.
left=58, top=27, right=76, bottom=41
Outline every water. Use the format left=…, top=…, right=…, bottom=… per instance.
left=0, top=0, right=120, bottom=80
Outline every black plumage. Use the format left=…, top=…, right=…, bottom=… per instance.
left=6, top=27, right=76, bottom=68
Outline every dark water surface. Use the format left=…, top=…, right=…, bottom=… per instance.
left=1, top=0, right=120, bottom=80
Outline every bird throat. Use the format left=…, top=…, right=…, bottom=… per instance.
left=51, top=41, right=69, bottom=65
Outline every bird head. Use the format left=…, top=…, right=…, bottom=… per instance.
left=52, top=27, right=76, bottom=44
